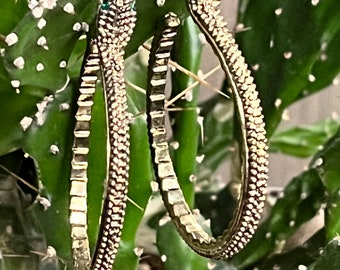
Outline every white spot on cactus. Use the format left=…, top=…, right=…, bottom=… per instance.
left=308, top=74, right=316, bottom=82
left=320, top=53, right=327, bottom=61
left=317, top=145, right=324, bottom=151
left=275, top=8, right=283, bottom=16
left=11, top=80, right=20, bottom=88
left=37, top=36, right=49, bottom=50
left=300, top=192, right=307, bottom=200
left=274, top=98, right=282, bottom=108
left=235, top=23, right=245, bottom=32
left=298, top=265, right=308, bottom=270
left=283, top=51, right=292, bottom=59
left=46, top=246, right=57, bottom=258
left=270, top=38, right=274, bottom=48
left=41, top=0, right=57, bottom=9
left=32, top=6, right=44, bottom=18
left=5, top=33, right=18, bottom=46
left=150, top=181, right=159, bottom=192
left=184, top=89, right=193, bottom=102
left=160, top=254, right=167, bottom=262
left=13, top=56, right=25, bottom=69
left=207, top=261, right=217, bottom=270
left=81, top=22, right=90, bottom=32
left=311, top=0, right=319, bottom=6
left=282, top=109, right=290, bottom=121
left=29, top=0, right=56, bottom=17
left=0, top=48, right=5, bottom=56
left=210, top=194, right=217, bottom=201
left=50, top=144, right=59, bottom=155
left=59, top=103, right=70, bottom=111
left=159, top=215, right=171, bottom=226
left=196, top=154, right=205, bottom=164
left=79, top=34, right=87, bottom=40
left=157, top=0, right=166, bottom=7
left=37, top=18, right=47, bottom=29
left=73, top=22, right=82, bottom=32
left=63, top=3, right=75, bottom=14
left=289, top=220, right=295, bottom=227
left=133, top=247, right=144, bottom=257
left=189, top=174, right=197, bottom=183
left=265, top=232, right=272, bottom=239
left=28, top=0, right=39, bottom=10
left=252, top=63, right=260, bottom=71
left=36, top=63, right=45, bottom=71
left=37, top=196, right=51, bottom=210
left=170, top=141, right=179, bottom=150
left=35, top=95, right=54, bottom=126
left=313, top=158, right=323, bottom=167
left=20, top=116, right=33, bottom=131
left=59, top=60, right=67, bottom=68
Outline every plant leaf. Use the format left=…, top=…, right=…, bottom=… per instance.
left=309, top=237, right=340, bottom=270
left=270, top=119, right=340, bottom=158
left=237, top=0, right=340, bottom=136
left=231, top=168, right=325, bottom=269
left=312, top=127, right=340, bottom=241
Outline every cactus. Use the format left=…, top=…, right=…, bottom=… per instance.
left=0, top=0, right=339, bottom=269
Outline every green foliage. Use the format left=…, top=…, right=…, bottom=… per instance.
left=0, top=0, right=339, bottom=269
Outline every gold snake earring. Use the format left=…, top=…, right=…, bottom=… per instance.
left=147, top=1, right=269, bottom=260
left=70, top=1, right=136, bottom=269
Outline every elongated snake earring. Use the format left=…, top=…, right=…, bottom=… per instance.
left=147, top=1, right=268, bottom=259
left=70, top=1, right=136, bottom=269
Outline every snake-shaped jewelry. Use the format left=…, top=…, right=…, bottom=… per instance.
left=71, top=0, right=267, bottom=266
left=147, top=1, right=269, bottom=259
left=70, top=1, right=136, bottom=269
left=70, top=40, right=99, bottom=269
left=90, top=1, right=136, bottom=269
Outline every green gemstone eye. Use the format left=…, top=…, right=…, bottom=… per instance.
left=101, top=0, right=110, bottom=10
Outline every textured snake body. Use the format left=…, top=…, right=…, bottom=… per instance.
left=91, top=1, right=136, bottom=269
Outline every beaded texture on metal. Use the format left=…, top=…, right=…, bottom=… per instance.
left=70, top=41, right=100, bottom=270
left=148, top=0, right=269, bottom=259
left=91, top=1, right=136, bottom=269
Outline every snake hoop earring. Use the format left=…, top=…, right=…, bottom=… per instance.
left=90, top=1, right=136, bottom=269
left=148, top=2, right=269, bottom=260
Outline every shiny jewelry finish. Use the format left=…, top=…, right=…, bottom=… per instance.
left=148, top=0, right=269, bottom=260
left=70, top=41, right=99, bottom=270
left=186, top=0, right=268, bottom=258
left=91, top=1, right=136, bottom=269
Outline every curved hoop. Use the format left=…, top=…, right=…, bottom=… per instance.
left=147, top=3, right=268, bottom=259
